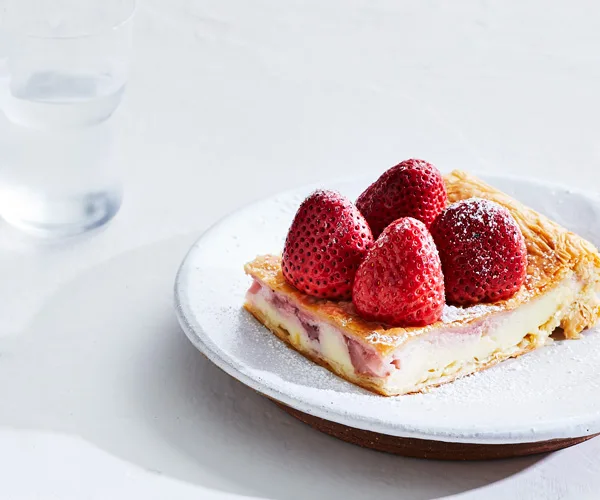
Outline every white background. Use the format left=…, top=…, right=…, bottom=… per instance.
left=1, top=0, right=599, bottom=498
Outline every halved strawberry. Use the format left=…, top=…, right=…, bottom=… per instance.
left=352, top=217, right=445, bottom=327
left=282, top=190, right=374, bottom=300
left=430, top=197, right=527, bottom=305
left=356, top=159, right=447, bottom=237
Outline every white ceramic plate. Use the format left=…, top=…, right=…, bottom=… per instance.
left=175, top=174, right=600, bottom=445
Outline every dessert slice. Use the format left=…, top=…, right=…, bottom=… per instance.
left=244, top=171, right=600, bottom=396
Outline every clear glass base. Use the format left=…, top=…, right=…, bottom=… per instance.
left=0, top=189, right=122, bottom=238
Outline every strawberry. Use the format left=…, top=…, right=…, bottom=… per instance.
left=430, top=198, right=527, bottom=305
left=282, top=190, right=374, bottom=300
left=352, top=217, right=445, bottom=327
left=356, top=159, right=447, bottom=237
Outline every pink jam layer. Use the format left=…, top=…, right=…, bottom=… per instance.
left=247, top=280, right=493, bottom=379
left=249, top=280, right=334, bottom=344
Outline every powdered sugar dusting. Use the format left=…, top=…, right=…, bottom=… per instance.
left=363, top=303, right=505, bottom=344
left=366, top=331, right=400, bottom=345
left=444, top=198, right=523, bottom=252
left=441, top=303, right=504, bottom=323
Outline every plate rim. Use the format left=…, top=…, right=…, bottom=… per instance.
left=174, top=172, right=600, bottom=444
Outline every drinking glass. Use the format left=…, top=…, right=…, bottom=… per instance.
left=0, top=0, right=135, bottom=237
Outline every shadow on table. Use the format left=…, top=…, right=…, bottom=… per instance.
left=0, top=234, right=543, bottom=500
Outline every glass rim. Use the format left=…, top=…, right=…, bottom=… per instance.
left=5, top=0, right=137, bottom=40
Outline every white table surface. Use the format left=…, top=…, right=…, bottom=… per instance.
left=1, top=1, right=599, bottom=498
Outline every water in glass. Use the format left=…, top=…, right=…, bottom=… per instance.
left=0, top=0, right=134, bottom=237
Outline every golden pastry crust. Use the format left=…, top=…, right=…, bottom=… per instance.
left=243, top=170, right=600, bottom=395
